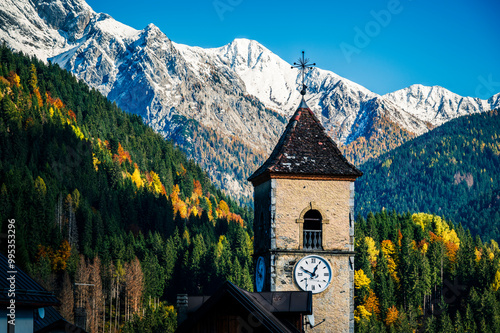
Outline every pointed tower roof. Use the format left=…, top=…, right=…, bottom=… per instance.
left=248, top=99, right=362, bottom=186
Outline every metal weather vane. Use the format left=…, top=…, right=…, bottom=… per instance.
left=291, top=51, right=316, bottom=96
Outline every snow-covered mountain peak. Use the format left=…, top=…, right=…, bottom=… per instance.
left=215, top=38, right=281, bottom=71
left=403, top=84, right=458, bottom=99
left=91, top=13, right=138, bottom=40
left=225, top=38, right=263, bottom=51
left=144, top=23, right=162, bottom=33
left=384, top=84, right=492, bottom=125
left=489, top=93, right=500, bottom=110
left=174, top=36, right=380, bottom=118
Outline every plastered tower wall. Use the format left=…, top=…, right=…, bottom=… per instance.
left=274, top=254, right=352, bottom=333
left=273, top=178, right=352, bottom=251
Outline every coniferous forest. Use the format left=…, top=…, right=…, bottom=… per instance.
left=354, top=211, right=500, bottom=332
left=0, top=46, right=499, bottom=332
left=0, top=45, right=253, bottom=332
left=356, top=110, right=500, bottom=242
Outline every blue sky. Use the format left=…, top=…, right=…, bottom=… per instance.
left=86, top=0, right=500, bottom=98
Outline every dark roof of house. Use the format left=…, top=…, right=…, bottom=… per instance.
left=34, top=306, right=86, bottom=333
left=176, top=281, right=312, bottom=333
left=248, top=98, right=362, bottom=184
left=0, top=253, right=60, bottom=307
left=33, top=306, right=63, bottom=333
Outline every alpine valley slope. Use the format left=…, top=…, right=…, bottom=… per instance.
left=1, top=0, right=499, bottom=202
left=355, top=109, right=500, bottom=242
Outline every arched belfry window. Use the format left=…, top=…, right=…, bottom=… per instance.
left=303, top=210, right=322, bottom=250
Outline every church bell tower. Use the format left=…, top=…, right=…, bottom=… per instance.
left=248, top=53, right=363, bottom=333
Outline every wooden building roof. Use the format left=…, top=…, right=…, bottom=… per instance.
left=176, top=281, right=312, bottom=333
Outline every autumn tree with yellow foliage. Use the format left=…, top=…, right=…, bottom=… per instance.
left=355, top=211, right=500, bottom=332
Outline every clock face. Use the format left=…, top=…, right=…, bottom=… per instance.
left=294, top=255, right=332, bottom=294
left=255, top=256, right=266, bottom=292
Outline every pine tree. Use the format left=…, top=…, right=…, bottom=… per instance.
left=240, top=263, right=253, bottom=291
left=374, top=250, right=394, bottom=316
left=142, top=253, right=165, bottom=299
left=454, top=311, right=465, bottom=333
left=439, top=313, right=454, bottom=333
left=399, top=227, right=412, bottom=309
left=423, top=315, right=436, bottom=333
left=1, top=94, right=21, bottom=129
left=464, top=304, right=477, bottom=332
left=188, top=234, right=207, bottom=293
left=163, top=235, right=178, bottom=290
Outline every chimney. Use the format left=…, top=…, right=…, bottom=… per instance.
left=177, top=294, right=188, bottom=324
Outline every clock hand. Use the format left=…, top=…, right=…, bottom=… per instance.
left=300, top=266, right=314, bottom=277
left=312, top=263, right=320, bottom=278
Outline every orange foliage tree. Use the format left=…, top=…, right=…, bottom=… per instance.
left=385, top=305, right=399, bottom=326
left=363, top=290, right=381, bottom=317
left=37, top=240, right=72, bottom=272
left=113, top=143, right=132, bottom=165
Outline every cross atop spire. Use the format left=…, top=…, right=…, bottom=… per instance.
left=291, top=51, right=316, bottom=96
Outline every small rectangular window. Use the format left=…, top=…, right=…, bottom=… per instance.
left=303, top=210, right=322, bottom=250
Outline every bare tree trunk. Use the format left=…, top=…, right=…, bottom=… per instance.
left=109, top=288, right=112, bottom=333
left=115, top=291, right=119, bottom=332
left=440, top=244, right=444, bottom=285
left=58, top=271, right=74, bottom=323
left=102, top=297, right=105, bottom=333
left=55, top=194, right=63, bottom=232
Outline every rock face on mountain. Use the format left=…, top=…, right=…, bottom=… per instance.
left=0, top=0, right=93, bottom=59
left=1, top=0, right=498, bottom=202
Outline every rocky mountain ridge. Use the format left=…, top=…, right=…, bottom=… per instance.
left=1, top=0, right=498, bottom=202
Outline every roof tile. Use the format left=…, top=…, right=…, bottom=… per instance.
left=249, top=99, right=362, bottom=183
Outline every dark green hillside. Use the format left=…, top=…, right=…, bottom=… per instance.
left=356, top=110, right=500, bottom=241
left=455, top=189, right=500, bottom=241
left=0, top=45, right=253, bottom=332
